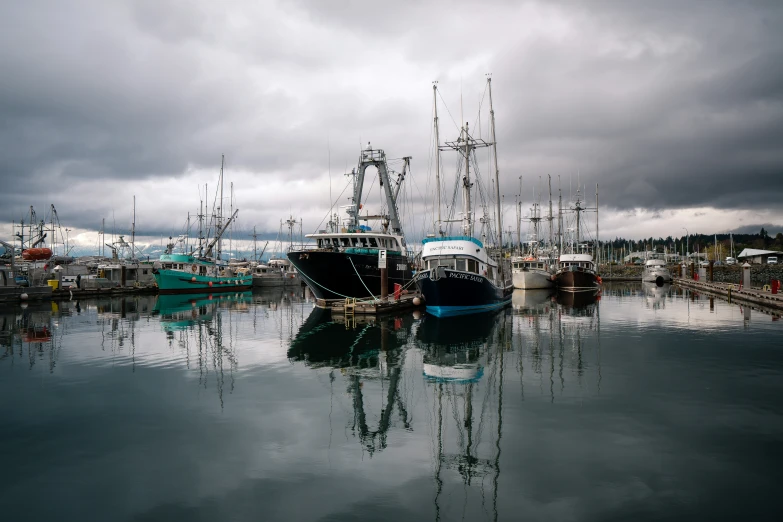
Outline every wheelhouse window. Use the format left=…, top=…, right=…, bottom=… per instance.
left=340, top=238, right=350, bottom=247
left=369, top=238, right=378, bottom=248
left=332, top=238, right=339, bottom=247
left=468, top=259, right=478, bottom=273
left=350, top=237, right=358, bottom=247
left=360, top=237, right=368, bottom=247
left=455, top=258, right=467, bottom=272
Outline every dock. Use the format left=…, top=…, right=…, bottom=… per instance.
left=50, top=285, right=159, bottom=301
left=674, top=278, right=783, bottom=311
left=316, top=292, right=424, bottom=315
left=0, top=286, right=53, bottom=304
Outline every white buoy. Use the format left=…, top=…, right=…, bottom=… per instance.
left=191, top=276, right=196, bottom=282
left=20, top=293, right=29, bottom=300
left=412, top=297, right=421, bottom=306
left=412, top=310, right=421, bottom=320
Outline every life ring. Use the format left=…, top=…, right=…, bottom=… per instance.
left=191, top=265, right=197, bottom=273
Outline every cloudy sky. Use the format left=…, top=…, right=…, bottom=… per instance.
left=2, top=0, right=782, bottom=251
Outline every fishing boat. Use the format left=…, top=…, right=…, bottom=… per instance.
left=253, top=217, right=301, bottom=287
left=416, top=78, right=512, bottom=317
left=287, top=146, right=414, bottom=300
left=642, top=256, right=672, bottom=285
left=511, top=254, right=554, bottom=289
left=554, top=188, right=601, bottom=292
left=153, top=156, right=252, bottom=294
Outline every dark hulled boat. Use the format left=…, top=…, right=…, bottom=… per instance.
left=416, top=237, right=512, bottom=317
left=554, top=253, right=600, bottom=292
left=288, top=234, right=413, bottom=300
left=287, top=145, right=414, bottom=301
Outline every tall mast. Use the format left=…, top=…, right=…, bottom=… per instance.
left=558, top=183, right=563, bottom=254
left=517, top=176, right=522, bottom=253
left=218, top=154, right=224, bottom=261
left=548, top=175, right=553, bottom=250
left=488, top=77, right=503, bottom=259
left=595, top=183, right=599, bottom=263
left=433, top=82, right=443, bottom=235
left=131, top=195, right=136, bottom=260
left=462, top=122, right=472, bottom=237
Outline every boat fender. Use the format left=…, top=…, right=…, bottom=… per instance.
left=208, top=281, right=213, bottom=287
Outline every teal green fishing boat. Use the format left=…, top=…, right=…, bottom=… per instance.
left=153, top=254, right=252, bottom=294
left=153, top=155, right=252, bottom=294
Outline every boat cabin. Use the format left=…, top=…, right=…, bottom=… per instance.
left=421, top=236, right=495, bottom=278
left=309, top=232, right=405, bottom=253
left=512, top=260, right=547, bottom=270
left=558, top=254, right=595, bottom=271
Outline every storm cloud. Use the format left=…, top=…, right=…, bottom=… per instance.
left=1, top=0, right=781, bottom=242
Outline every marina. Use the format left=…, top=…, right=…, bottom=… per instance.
left=2, top=1, right=783, bottom=517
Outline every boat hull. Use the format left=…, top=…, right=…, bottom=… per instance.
left=555, top=268, right=599, bottom=292
left=286, top=250, right=413, bottom=300
left=154, top=269, right=252, bottom=294
left=252, top=274, right=301, bottom=287
left=416, top=268, right=512, bottom=317
left=642, top=267, right=672, bottom=284
left=512, top=269, right=554, bottom=289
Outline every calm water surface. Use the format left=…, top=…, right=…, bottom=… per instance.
left=1, top=283, right=782, bottom=521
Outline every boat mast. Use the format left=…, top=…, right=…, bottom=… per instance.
left=548, top=175, right=553, bottom=251
left=517, top=176, right=522, bottom=254
left=462, top=122, right=473, bottom=237
left=558, top=183, right=563, bottom=254
left=217, top=155, right=224, bottom=261
left=488, top=77, right=503, bottom=261
left=433, top=82, right=443, bottom=236
left=131, top=195, right=136, bottom=260
left=595, top=183, right=599, bottom=263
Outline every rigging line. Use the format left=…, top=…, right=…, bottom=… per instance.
left=310, top=178, right=352, bottom=238
left=437, top=89, right=461, bottom=132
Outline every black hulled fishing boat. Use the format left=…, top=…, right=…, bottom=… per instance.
left=287, top=146, right=414, bottom=301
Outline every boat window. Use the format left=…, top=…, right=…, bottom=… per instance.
left=369, top=238, right=378, bottom=248
left=341, top=238, right=350, bottom=247
left=332, top=238, right=339, bottom=247
left=359, top=237, right=368, bottom=247
left=438, top=258, right=456, bottom=269
left=487, top=266, right=495, bottom=280
left=317, top=239, right=323, bottom=248
left=468, top=259, right=478, bottom=273
left=456, top=258, right=467, bottom=272
left=351, top=237, right=358, bottom=247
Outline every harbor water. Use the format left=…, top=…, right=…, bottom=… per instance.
left=1, top=283, right=781, bottom=521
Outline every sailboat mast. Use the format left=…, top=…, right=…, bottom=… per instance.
left=433, top=83, right=443, bottom=235
left=488, top=77, right=503, bottom=258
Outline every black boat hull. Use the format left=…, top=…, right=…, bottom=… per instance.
left=555, top=268, right=599, bottom=292
left=416, top=268, right=512, bottom=317
left=286, top=250, right=414, bottom=300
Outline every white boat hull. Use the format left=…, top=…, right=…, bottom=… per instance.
left=512, top=269, right=554, bottom=289
left=642, top=267, right=672, bottom=283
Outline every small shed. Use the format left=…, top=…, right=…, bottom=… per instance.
left=736, top=248, right=783, bottom=265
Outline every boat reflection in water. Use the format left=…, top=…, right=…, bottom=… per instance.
left=417, top=310, right=510, bottom=520
left=511, top=288, right=555, bottom=317
left=642, top=281, right=672, bottom=310
left=153, top=292, right=251, bottom=331
left=289, top=308, right=415, bottom=454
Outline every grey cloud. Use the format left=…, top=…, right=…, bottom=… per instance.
left=1, top=0, right=782, bottom=237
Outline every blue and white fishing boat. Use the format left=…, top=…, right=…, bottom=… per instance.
left=416, top=79, right=512, bottom=317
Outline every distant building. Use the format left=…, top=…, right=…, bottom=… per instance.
left=736, top=249, right=783, bottom=265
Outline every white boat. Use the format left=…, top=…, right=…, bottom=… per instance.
left=642, top=257, right=672, bottom=284
left=251, top=258, right=300, bottom=287
left=511, top=256, right=554, bottom=289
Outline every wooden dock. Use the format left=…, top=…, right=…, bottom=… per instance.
left=674, top=278, right=783, bottom=311
left=316, top=292, right=424, bottom=315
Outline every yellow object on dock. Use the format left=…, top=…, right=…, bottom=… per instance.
left=47, top=280, right=59, bottom=290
